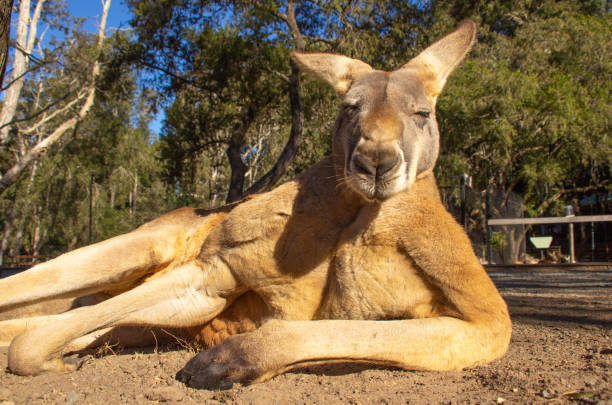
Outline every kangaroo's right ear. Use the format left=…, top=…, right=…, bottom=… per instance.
left=291, top=52, right=374, bottom=97
left=401, top=19, right=477, bottom=103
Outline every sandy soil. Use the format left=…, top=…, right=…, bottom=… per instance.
left=1, top=268, right=611, bottom=405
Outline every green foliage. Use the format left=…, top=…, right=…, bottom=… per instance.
left=0, top=27, right=174, bottom=260
left=490, top=231, right=508, bottom=252
left=437, top=2, right=611, bottom=218
left=1, top=0, right=609, bottom=260
left=157, top=24, right=291, bottom=205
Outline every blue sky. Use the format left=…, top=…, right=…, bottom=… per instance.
left=66, top=0, right=164, bottom=135
left=68, top=0, right=132, bottom=33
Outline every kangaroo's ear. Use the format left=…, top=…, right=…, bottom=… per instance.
left=291, top=52, right=374, bottom=97
left=401, top=19, right=477, bottom=103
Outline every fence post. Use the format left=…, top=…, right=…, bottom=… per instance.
left=89, top=174, right=94, bottom=244
left=569, top=223, right=575, bottom=263
left=460, top=175, right=466, bottom=231
left=485, top=184, right=493, bottom=264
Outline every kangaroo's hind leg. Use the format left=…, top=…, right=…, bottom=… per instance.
left=0, top=294, right=109, bottom=346
left=7, top=257, right=242, bottom=376
left=0, top=208, right=225, bottom=313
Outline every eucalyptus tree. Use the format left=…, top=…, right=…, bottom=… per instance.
left=431, top=0, right=610, bottom=262
left=0, top=0, right=112, bottom=196
left=0, top=0, right=113, bottom=263
left=0, top=0, right=12, bottom=90
left=435, top=1, right=610, bottom=214
left=126, top=0, right=308, bottom=203
left=125, top=0, right=432, bottom=205
left=0, top=5, right=170, bottom=263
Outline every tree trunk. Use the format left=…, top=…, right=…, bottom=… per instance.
left=0, top=0, right=45, bottom=148
left=0, top=191, right=16, bottom=265
left=245, top=61, right=303, bottom=196
left=31, top=206, right=42, bottom=257
left=225, top=111, right=251, bottom=203
left=0, top=0, right=13, bottom=92
left=9, top=221, right=23, bottom=257
left=243, top=0, right=305, bottom=197
left=0, top=0, right=112, bottom=196
left=131, top=171, right=138, bottom=215
left=8, top=160, right=37, bottom=258
left=225, top=100, right=258, bottom=203
left=208, top=166, right=219, bottom=209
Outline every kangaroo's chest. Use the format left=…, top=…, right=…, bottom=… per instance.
left=316, top=231, right=442, bottom=320
left=219, top=185, right=446, bottom=322
left=322, top=246, right=433, bottom=319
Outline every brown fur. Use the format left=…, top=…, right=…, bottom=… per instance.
left=0, top=20, right=511, bottom=388
left=189, top=292, right=269, bottom=348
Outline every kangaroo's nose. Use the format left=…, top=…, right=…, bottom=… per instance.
left=376, top=155, right=399, bottom=177
left=353, top=155, right=376, bottom=177
left=353, top=154, right=399, bottom=178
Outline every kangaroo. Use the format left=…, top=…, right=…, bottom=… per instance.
left=0, top=20, right=511, bottom=389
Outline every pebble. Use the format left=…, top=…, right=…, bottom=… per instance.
left=496, top=397, right=506, bottom=404
left=65, top=391, right=80, bottom=403
left=541, top=390, right=552, bottom=398
left=145, top=387, right=184, bottom=402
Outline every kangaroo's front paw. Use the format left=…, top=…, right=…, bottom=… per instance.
left=177, top=334, right=266, bottom=390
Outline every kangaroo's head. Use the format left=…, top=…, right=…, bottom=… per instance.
left=292, top=20, right=476, bottom=202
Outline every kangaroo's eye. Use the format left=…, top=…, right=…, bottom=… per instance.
left=412, top=111, right=430, bottom=128
left=343, top=104, right=360, bottom=115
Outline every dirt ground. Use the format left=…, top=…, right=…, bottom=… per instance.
left=1, top=267, right=611, bottom=405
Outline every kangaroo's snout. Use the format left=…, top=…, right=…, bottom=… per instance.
left=351, top=148, right=400, bottom=179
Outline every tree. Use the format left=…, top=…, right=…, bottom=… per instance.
left=434, top=1, right=611, bottom=261
left=0, top=0, right=13, bottom=91
left=0, top=33, right=171, bottom=262
left=126, top=0, right=435, bottom=205
left=0, top=0, right=111, bottom=195
left=126, top=0, right=310, bottom=204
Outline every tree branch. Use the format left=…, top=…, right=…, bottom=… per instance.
left=21, top=89, right=86, bottom=134
left=264, top=66, right=290, bottom=83
left=0, top=90, right=74, bottom=131
left=0, top=0, right=111, bottom=196
left=246, top=0, right=288, bottom=23
left=243, top=0, right=305, bottom=197
left=0, top=0, right=44, bottom=147
left=536, top=180, right=611, bottom=216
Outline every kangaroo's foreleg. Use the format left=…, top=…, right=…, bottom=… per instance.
left=178, top=316, right=511, bottom=389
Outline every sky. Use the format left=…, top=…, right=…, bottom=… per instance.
left=68, top=0, right=132, bottom=34
left=65, top=0, right=164, bottom=135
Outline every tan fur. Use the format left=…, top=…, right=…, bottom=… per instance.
left=0, top=20, right=511, bottom=387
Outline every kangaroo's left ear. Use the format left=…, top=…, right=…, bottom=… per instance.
left=291, top=52, right=374, bottom=97
left=401, top=19, right=477, bottom=103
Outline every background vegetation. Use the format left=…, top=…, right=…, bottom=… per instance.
left=0, top=0, right=609, bottom=263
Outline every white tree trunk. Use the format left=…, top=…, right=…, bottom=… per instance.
left=0, top=0, right=45, bottom=147
left=0, top=198, right=16, bottom=265
left=0, top=0, right=112, bottom=196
